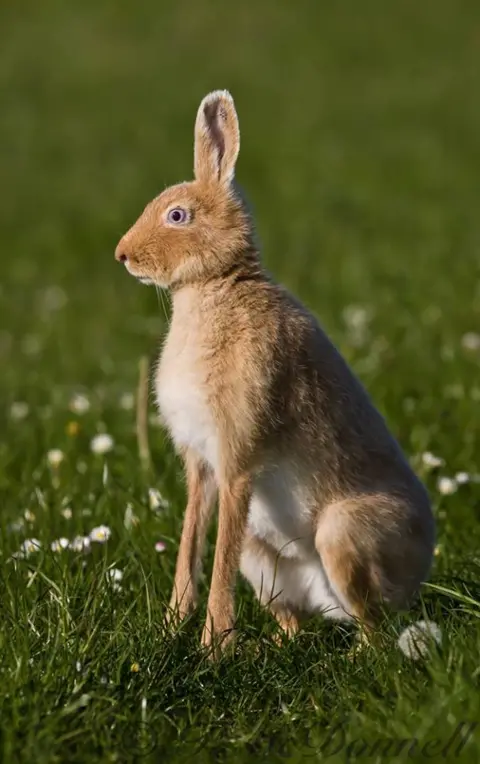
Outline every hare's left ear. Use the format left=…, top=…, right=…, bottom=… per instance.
left=194, top=90, right=240, bottom=187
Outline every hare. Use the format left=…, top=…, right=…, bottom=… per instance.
left=115, top=90, right=435, bottom=657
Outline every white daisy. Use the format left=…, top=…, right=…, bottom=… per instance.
left=61, top=507, right=73, bottom=520
left=13, top=538, right=42, bottom=559
left=154, top=541, right=166, bottom=553
left=89, top=525, right=111, bottom=543
left=124, top=503, right=139, bottom=530
left=106, top=568, right=123, bottom=591
left=51, top=537, right=69, bottom=553
left=437, top=476, right=457, bottom=495
left=454, top=471, right=470, bottom=485
left=10, top=401, right=29, bottom=420
left=397, top=620, right=442, bottom=660
left=47, top=449, right=64, bottom=468
left=148, top=488, right=169, bottom=511
left=421, top=452, right=444, bottom=470
left=90, top=434, right=114, bottom=455
left=69, top=535, right=91, bottom=553
left=69, top=393, right=90, bottom=415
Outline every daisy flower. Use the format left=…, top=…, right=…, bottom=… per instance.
left=124, top=504, right=139, bottom=530
left=47, top=449, right=64, bottom=468
left=397, top=620, right=442, bottom=660
left=90, top=434, right=114, bottom=455
left=421, top=452, right=444, bottom=470
left=69, top=393, right=90, bottom=415
left=149, top=488, right=169, bottom=511
left=69, top=535, right=91, bottom=553
left=89, top=525, right=111, bottom=543
left=437, top=476, right=457, bottom=495
left=13, top=538, right=42, bottom=559
left=51, top=538, right=69, bottom=553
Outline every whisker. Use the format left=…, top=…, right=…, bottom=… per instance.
left=155, top=284, right=169, bottom=324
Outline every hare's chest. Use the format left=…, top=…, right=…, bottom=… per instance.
left=155, top=335, right=219, bottom=472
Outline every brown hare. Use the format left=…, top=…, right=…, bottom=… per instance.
left=115, top=90, right=435, bottom=657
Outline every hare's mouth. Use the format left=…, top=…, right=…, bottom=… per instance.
left=137, top=276, right=154, bottom=285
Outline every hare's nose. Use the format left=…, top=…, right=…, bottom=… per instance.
left=115, top=243, right=128, bottom=263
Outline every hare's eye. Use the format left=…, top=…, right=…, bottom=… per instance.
left=167, top=207, right=188, bottom=224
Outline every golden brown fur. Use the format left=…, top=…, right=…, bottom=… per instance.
left=115, top=90, right=435, bottom=657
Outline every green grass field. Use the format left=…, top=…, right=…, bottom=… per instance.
left=1, top=0, right=480, bottom=760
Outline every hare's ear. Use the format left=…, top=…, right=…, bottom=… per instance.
left=194, top=90, right=240, bottom=187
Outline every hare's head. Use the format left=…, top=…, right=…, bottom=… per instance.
left=115, top=90, right=256, bottom=289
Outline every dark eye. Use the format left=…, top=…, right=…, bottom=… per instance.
left=167, top=207, right=188, bottom=224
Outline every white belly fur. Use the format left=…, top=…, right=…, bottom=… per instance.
left=242, top=464, right=351, bottom=620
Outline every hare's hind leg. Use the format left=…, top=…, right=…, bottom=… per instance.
left=315, top=494, right=434, bottom=639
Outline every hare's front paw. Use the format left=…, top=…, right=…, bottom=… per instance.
left=201, top=614, right=236, bottom=660
left=165, top=588, right=197, bottom=628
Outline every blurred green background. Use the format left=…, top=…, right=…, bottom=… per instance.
left=1, top=0, right=479, bottom=405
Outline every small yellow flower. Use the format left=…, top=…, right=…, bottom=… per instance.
left=434, top=544, right=442, bottom=557
left=66, top=421, right=80, bottom=436
left=130, top=662, right=140, bottom=673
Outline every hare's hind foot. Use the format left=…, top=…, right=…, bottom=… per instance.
left=269, top=604, right=301, bottom=645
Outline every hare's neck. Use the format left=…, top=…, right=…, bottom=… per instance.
left=169, top=285, right=204, bottom=328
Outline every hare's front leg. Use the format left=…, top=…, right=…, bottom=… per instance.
left=166, top=451, right=216, bottom=626
left=201, top=473, right=251, bottom=658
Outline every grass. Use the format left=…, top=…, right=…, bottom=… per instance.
left=1, top=0, right=480, bottom=760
